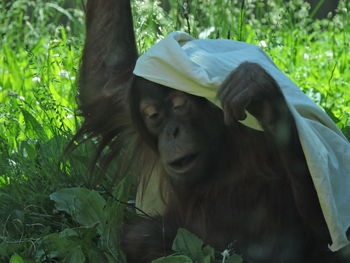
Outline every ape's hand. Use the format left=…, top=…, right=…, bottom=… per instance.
left=121, top=215, right=176, bottom=263
left=217, top=62, right=288, bottom=130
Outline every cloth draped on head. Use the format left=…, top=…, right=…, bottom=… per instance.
left=133, top=31, right=350, bottom=252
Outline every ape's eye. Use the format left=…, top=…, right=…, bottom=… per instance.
left=143, top=105, right=159, bottom=120
left=172, top=96, right=187, bottom=110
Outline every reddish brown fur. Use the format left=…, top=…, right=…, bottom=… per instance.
left=122, top=73, right=338, bottom=262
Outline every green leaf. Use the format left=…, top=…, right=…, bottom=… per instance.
left=219, top=249, right=243, bottom=263
left=201, top=245, right=215, bottom=263
left=9, top=253, right=25, bottom=263
left=325, top=108, right=341, bottom=123
left=50, top=187, right=107, bottom=235
left=225, top=254, right=243, bottom=263
left=172, top=228, right=204, bottom=256
left=92, top=176, right=134, bottom=259
left=59, top=228, right=79, bottom=238
left=151, top=255, right=193, bottom=263
left=20, top=108, right=48, bottom=140
left=172, top=228, right=215, bottom=263
left=63, top=246, right=86, bottom=263
left=37, top=232, right=93, bottom=262
left=50, top=187, right=125, bottom=260
left=19, top=140, right=37, bottom=159
left=342, top=126, right=350, bottom=141
left=46, top=3, right=73, bottom=21
left=39, top=233, right=76, bottom=256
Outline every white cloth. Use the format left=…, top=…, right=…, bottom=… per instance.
left=133, top=31, right=350, bottom=251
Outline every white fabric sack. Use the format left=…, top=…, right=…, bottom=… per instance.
left=133, top=31, right=350, bottom=251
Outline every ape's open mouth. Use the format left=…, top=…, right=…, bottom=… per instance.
left=169, top=153, right=198, bottom=172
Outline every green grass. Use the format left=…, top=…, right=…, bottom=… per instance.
left=0, top=0, right=349, bottom=262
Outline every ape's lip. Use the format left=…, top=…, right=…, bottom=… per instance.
left=168, top=152, right=199, bottom=173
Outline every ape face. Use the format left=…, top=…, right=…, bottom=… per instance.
left=130, top=77, right=226, bottom=184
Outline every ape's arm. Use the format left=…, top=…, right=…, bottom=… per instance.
left=77, top=0, right=137, bottom=138
left=70, top=0, right=139, bottom=176
left=80, top=0, right=137, bottom=101
left=217, top=62, right=331, bottom=244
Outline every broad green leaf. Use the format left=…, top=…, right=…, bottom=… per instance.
left=172, top=228, right=215, bottom=263
left=59, top=228, right=79, bottom=238
left=151, top=255, right=193, bottom=263
left=172, top=228, right=204, bottom=256
left=37, top=232, right=96, bottom=262
left=40, top=233, right=77, bottom=255
left=50, top=187, right=107, bottom=235
left=201, top=245, right=215, bottom=263
left=224, top=254, right=243, bottom=263
left=85, top=250, right=109, bottom=263
left=101, top=176, right=133, bottom=257
left=9, top=253, right=25, bottom=263
left=63, top=246, right=85, bottom=263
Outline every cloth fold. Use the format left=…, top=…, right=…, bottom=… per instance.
left=133, top=31, right=350, bottom=251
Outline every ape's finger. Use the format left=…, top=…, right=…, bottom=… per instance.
left=223, top=103, right=246, bottom=125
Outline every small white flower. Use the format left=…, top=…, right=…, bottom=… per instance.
left=258, top=40, right=267, bottom=48
left=303, top=52, right=310, bottom=60
left=58, top=70, right=69, bottom=78
left=326, top=51, right=333, bottom=58
left=221, top=249, right=230, bottom=257
left=221, top=249, right=231, bottom=263
left=32, top=76, right=41, bottom=82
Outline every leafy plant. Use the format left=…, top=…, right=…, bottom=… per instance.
left=155, top=228, right=243, bottom=263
